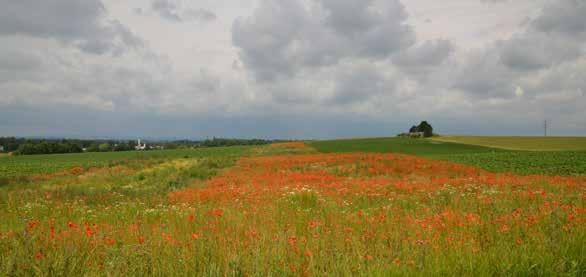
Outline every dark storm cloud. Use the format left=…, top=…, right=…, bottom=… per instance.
left=151, top=0, right=217, bottom=23
left=232, top=0, right=415, bottom=82
left=0, top=0, right=143, bottom=55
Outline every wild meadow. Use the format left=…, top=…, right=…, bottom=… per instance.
left=0, top=142, right=584, bottom=276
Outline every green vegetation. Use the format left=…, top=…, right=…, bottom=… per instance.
left=432, top=136, right=586, bottom=151
left=310, top=137, right=586, bottom=176
left=437, top=151, right=586, bottom=176
left=0, top=143, right=583, bottom=276
left=0, top=147, right=251, bottom=181
left=310, top=137, right=502, bottom=156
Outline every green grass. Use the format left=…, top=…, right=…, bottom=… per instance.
left=0, top=147, right=251, bottom=180
left=310, top=137, right=503, bottom=156
left=432, top=136, right=586, bottom=151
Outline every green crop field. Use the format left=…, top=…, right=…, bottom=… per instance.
left=436, top=151, right=586, bottom=176
left=310, top=137, right=504, bottom=156
left=432, top=136, right=586, bottom=151
left=0, top=147, right=251, bottom=181
left=311, top=137, right=586, bottom=176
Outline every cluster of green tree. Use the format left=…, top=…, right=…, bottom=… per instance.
left=0, top=137, right=138, bottom=155
left=0, top=137, right=21, bottom=152
left=85, top=141, right=137, bottom=152
left=399, top=121, right=435, bottom=138
left=15, top=141, right=83, bottom=155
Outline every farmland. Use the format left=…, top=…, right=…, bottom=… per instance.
left=0, top=147, right=250, bottom=181
left=310, top=137, right=503, bottom=156
left=431, top=136, right=586, bottom=151
left=0, top=140, right=585, bottom=275
left=311, top=137, right=586, bottom=176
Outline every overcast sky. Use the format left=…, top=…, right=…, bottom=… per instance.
left=1, top=0, right=585, bottom=139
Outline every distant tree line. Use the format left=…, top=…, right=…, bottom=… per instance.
left=0, top=137, right=282, bottom=156
left=199, top=138, right=276, bottom=148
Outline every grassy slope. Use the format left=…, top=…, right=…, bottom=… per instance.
left=432, top=136, right=586, bottom=151
left=0, top=147, right=251, bottom=180
left=310, top=137, right=586, bottom=176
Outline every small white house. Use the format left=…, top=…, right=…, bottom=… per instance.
left=409, top=132, right=425, bottom=138
left=135, top=139, right=147, bottom=150
left=0, top=146, right=4, bottom=152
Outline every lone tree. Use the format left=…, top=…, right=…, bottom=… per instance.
left=417, top=121, right=434, bottom=138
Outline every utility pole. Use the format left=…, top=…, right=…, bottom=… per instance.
left=544, top=120, right=547, bottom=137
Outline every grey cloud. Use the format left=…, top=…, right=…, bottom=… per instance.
left=151, top=0, right=217, bottom=23
left=498, top=33, right=582, bottom=71
left=0, top=0, right=143, bottom=55
left=0, top=49, right=43, bottom=84
left=190, top=70, right=220, bottom=94
left=393, top=40, right=454, bottom=67
left=0, top=51, right=42, bottom=72
left=232, top=0, right=311, bottom=81
left=494, top=0, right=586, bottom=72
left=452, top=49, right=518, bottom=99
left=531, top=0, right=586, bottom=38
left=453, top=0, right=586, bottom=100
left=480, top=0, right=511, bottom=3
left=329, top=62, right=394, bottom=105
left=0, top=0, right=105, bottom=39
left=233, top=0, right=415, bottom=82
left=524, top=59, right=586, bottom=100
left=184, top=9, right=217, bottom=22
left=152, top=0, right=182, bottom=22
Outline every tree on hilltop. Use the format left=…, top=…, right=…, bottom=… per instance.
left=417, top=121, right=433, bottom=138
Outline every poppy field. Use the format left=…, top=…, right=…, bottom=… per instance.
left=0, top=142, right=585, bottom=275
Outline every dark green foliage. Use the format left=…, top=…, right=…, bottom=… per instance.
left=98, top=143, right=111, bottom=152
left=199, top=138, right=277, bottom=147
left=417, top=121, right=434, bottom=138
left=15, top=141, right=83, bottom=155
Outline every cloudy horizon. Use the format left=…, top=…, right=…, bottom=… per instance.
left=1, top=0, right=585, bottom=139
